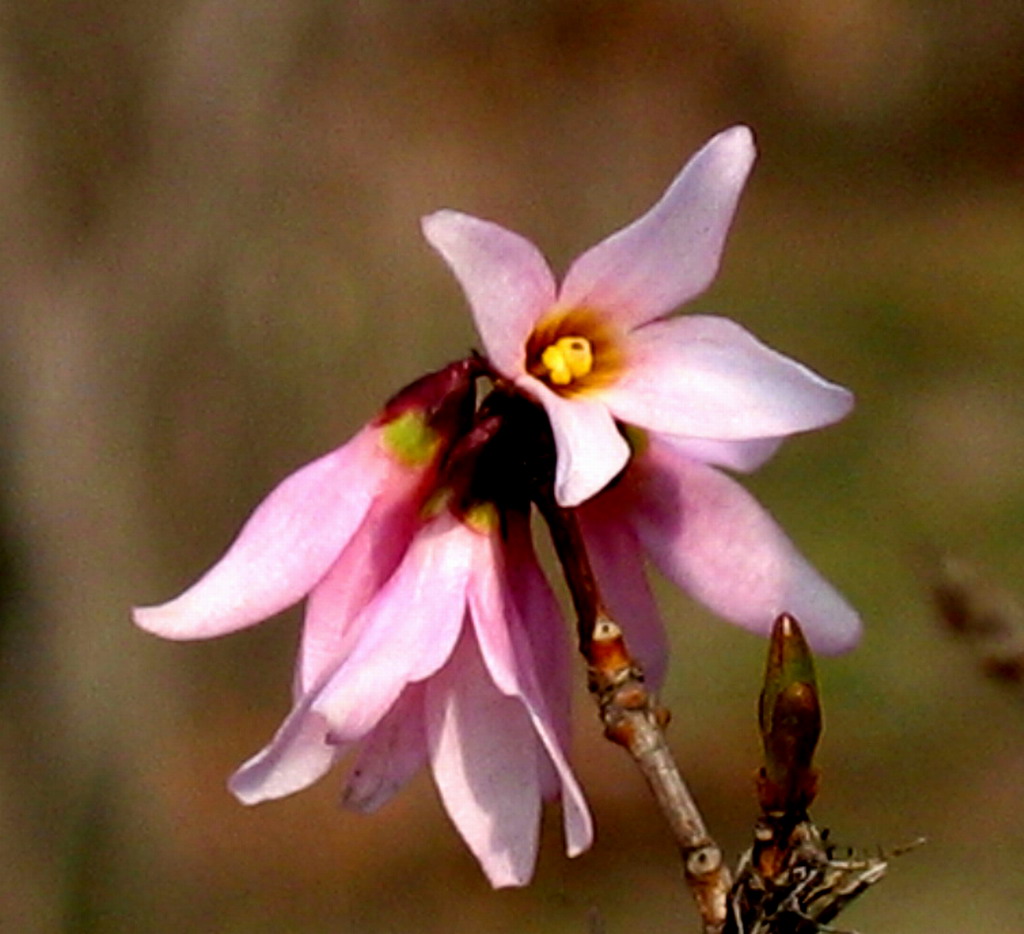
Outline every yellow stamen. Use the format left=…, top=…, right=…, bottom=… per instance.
left=538, top=336, right=594, bottom=386
left=462, top=501, right=499, bottom=533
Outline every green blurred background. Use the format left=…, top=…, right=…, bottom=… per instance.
left=2, top=1, right=1023, bottom=931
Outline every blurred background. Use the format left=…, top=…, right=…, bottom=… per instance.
left=2, top=1, right=1024, bottom=931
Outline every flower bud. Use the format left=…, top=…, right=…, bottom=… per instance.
left=758, top=613, right=822, bottom=813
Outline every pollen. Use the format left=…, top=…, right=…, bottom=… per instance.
left=539, top=336, right=594, bottom=386
left=526, top=308, right=624, bottom=394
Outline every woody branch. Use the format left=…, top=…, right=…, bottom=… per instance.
left=535, top=491, right=732, bottom=933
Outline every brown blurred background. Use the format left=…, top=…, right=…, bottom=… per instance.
left=2, top=1, right=1024, bottom=931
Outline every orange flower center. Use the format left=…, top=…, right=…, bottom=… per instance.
left=526, top=308, right=624, bottom=395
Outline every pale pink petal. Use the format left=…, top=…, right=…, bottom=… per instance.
left=421, top=210, right=557, bottom=375
left=228, top=696, right=340, bottom=804
left=463, top=533, right=518, bottom=696
left=602, top=316, right=854, bottom=440
left=311, top=513, right=475, bottom=741
left=628, top=439, right=862, bottom=654
left=503, top=623, right=593, bottom=858
left=657, top=434, right=784, bottom=474
left=527, top=378, right=630, bottom=507
left=578, top=496, right=669, bottom=689
left=559, top=126, right=756, bottom=328
left=297, top=493, right=422, bottom=695
left=503, top=514, right=572, bottom=754
left=426, top=627, right=542, bottom=888
left=134, top=426, right=390, bottom=640
left=342, top=683, right=428, bottom=814
left=232, top=509, right=470, bottom=806
left=467, top=532, right=593, bottom=858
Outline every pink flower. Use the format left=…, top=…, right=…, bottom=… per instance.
left=134, top=363, right=591, bottom=886
left=422, top=126, right=853, bottom=508
left=579, top=433, right=861, bottom=656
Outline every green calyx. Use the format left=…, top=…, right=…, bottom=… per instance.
left=382, top=410, right=442, bottom=467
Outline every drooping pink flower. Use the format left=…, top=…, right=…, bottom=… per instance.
left=133, top=363, right=592, bottom=886
left=579, top=433, right=861, bottom=656
left=221, top=507, right=590, bottom=888
left=422, top=126, right=853, bottom=508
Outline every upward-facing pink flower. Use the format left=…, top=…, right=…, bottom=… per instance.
left=422, top=126, right=853, bottom=507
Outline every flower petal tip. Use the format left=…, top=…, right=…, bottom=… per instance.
left=131, top=601, right=194, bottom=641
left=553, top=480, right=589, bottom=510
left=227, top=777, right=263, bottom=807
left=836, top=386, right=856, bottom=420
left=809, top=382, right=856, bottom=433
left=701, top=124, right=757, bottom=190
left=421, top=210, right=483, bottom=263
left=718, top=123, right=755, bottom=154
left=420, top=208, right=459, bottom=241
left=805, top=610, right=863, bottom=657
left=482, top=864, right=532, bottom=889
left=553, top=450, right=628, bottom=508
left=565, top=835, right=593, bottom=859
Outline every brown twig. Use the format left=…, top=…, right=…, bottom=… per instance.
left=536, top=496, right=732, bottom=932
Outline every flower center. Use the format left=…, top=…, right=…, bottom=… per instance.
left=526, top=307, right=624, bottom=396
left=538, top=336, right=594, bottom=386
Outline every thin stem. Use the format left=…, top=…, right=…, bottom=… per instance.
left=534, top=498, right=601, bottom=656
left=536, top=496, right=732, bottom=933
